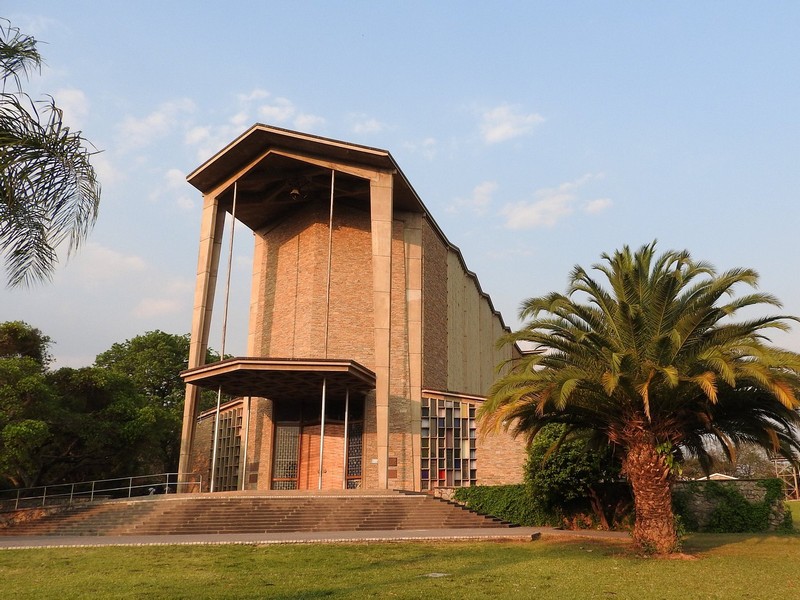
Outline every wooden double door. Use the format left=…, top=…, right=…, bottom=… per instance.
left=271, top=396, right=363, bottom=490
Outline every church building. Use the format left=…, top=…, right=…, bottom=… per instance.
left=178, top=124, right=526, bottom=492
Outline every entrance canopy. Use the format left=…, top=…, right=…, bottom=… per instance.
left=181, top=357, right=376, bottom=398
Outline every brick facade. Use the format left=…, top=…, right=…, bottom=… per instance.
left=421, top=218, right=448, bottom=391
left=183, top=125, right=527, bottom=494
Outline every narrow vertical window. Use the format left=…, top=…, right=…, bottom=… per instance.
left=272, top=423, right=300, bottom=490
left=212, top=406, right=243, bottom=492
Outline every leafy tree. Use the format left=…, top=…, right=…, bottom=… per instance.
left=95, top=330, right=221, bottom=472
left=95, top=331, right=196, bottom=410
left=481, top=242, right=800, bottom=553
left=44, top=367, right=155, bottom=483
left=1, top=19, right=100, bottom=287
left=526, top=424, right=629, bottom=530
left=0, top=330, right=157, bottom=488
left=680, top=444, right=777, bottom=480
left=0, top=354, right=54, bottom=487
left=0, top=418, right=50, bottom=487
left=0, top=320, right=52, bottom=365
left=0, top=324, right=197, bottom=488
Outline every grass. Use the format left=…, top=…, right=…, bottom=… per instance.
left=2, top=534, right=800, bottom=599
left=788, top=500, right=800, bottom=530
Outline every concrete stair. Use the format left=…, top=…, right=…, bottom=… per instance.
left=0, top=491, right=512, bottom=536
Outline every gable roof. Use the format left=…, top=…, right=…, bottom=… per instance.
left=186, top=123, right=511, bottom=333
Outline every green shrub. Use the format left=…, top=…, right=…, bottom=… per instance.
left=455, top=425, right=636, bottom=529
left=673, top=479, right=791, bottom=533
left=453, top=484, right=550, bottom=526
left=525, top=425, right=631, bottom=529
left=671, top=489, right=699, bottom=532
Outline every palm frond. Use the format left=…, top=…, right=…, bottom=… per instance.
left=481, top=241, right=800, bottom=473
left=0, top=93, right=100, bottom=286
left=0, top=20, right=42, bottom=92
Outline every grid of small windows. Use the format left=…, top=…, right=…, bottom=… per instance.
left=212, top=407, right=242, bottom=492
left=420, top=397, right=477, bottom=490
left=346, top=421, right=363, bottom=489
left=271, top=424, right=300, bottom=490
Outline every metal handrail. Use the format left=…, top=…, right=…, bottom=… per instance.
left=0, top=472, right=203, bottom=511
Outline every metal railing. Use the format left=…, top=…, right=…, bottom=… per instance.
left=0, top=472, right=202, bottom=512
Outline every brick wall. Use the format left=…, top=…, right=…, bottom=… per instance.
left=475, top=419, right=528, bottom=486
left=255, top=201, right=376, bottom=365
left=325, top=205, right=375, bottom=365
left=388, top=395, right=414, bottom=488
left=246, top=396, right=274, bottom=490
left=206, top=197, right=524, bottom=492
left=421, top=218, right=448, bottom=390
left=362, top=390, right=378, bottom=488
left=189, top=412, right=213, bottom=491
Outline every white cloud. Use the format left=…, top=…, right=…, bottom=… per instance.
left=480, top=103, right=544, bottom=144
left=186, top=122, right=240, bottom=163
left=502, top=192, right=573, bottom=229
left=403, top=137, right=437, bottom=160
left=8, top=15, right=59, bottom=38
left=352, top=115, right=386, bottom=135
left=176, top=196, right=196, bottom=211
left=118, top=98, right=196, bottom=149
left=230, top=110, right=249, bottom=127
left=185, top=90, right=325, bottom=161
left=147, top=168, right=190, bottom=204
left=53, top=88, right=89, bottom=130
left=91, top=153, right=125, bottom=187
left=256, top=96, right=324, bottom=131
left=583, top=198, right=612, bottom=214
left=158, top=168, right=196, bottom=210
left=487, top=245, right=535, bottom=259
left=501, top=173, right=608, bottom=229
left=257, top=97, right=296, bottom=122
left=133, top=297, right=184, bottom=319
left=164, top=168, right=186, bottom=189
left=449, top=181, right=498, bottom=215
left=70, top=242, right=147, bottom=285
left=293, top=113, right=325, bottom=131
left=238, top=89, right=270, bottom=103
left=185, top=125, right=211, bottom=146
left=470, top=181, right=497, bottom=210
left=133, top=278, right=192, bottom=318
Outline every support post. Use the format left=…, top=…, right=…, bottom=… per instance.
left=342, top=388, right=350, bottom=489
left=240, top=396, right=251, bottom=491
left=318, top=378, right=327, bottom=490
left=370, top=172, right=393, bottom=489
left=403, top=213, right=423, bottom=491
left=178, top=193, right=226, bottom=485
left=210, top=182, right=238, bottom=493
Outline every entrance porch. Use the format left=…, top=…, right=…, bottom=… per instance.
left=182, top=357, right=375, bottom=492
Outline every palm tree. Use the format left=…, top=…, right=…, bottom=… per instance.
left=0, top=20, right=100, bottom=287
left=481, top=242, right=800, bottom=553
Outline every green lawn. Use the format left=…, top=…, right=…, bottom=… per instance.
left=788, top=500, right=800, bottom=530
left=2, top=535, right=799, bottom=599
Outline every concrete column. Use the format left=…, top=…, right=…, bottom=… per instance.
left=370, top=172, right=393, bottom=489
left=247, top=232, right=267, bottom=356
left=403, top=214, right=423, bottom=490
left=178, top=194, right=225, bottom=485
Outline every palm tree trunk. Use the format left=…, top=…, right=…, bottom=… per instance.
left=622, top=437, right=677, bottom=553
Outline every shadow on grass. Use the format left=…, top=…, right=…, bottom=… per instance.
left=681, top=531, right=800, bottom=555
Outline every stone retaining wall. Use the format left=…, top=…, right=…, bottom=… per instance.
left=673, top=479, right=787, bottom=531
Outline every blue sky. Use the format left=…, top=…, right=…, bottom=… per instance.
left=3, top=2, right=800, bottom=367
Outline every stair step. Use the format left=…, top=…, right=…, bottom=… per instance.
left=1, top=492, right=512, bottom=536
